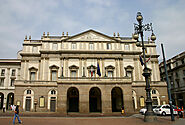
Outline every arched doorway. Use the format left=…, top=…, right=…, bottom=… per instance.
left=67, top=87, right=79, bottom=112
left=111, top=87, right=123, bottom=112
left=23, top=89, right=34, bottom=112
left=0, top=93, right=4, bottom=109
left=6, top=93, right=14, bottom=110
left=89, top=87, right=102, bottom=112
left=48, top=89, right=57, bottom=112
left=151, top=89, right=160, bottom=106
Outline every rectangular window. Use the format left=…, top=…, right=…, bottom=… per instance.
left=32, top=46, right=37, bottom=52
left=11, top=69, right=16, bottom=76
left=176, top=81, right=180, bottom=88
left=108, top=71, right=113, bottom=77
left=89, top=70, right=95, bottom=77
left=183, top=70, right=185, bottom=76
left=89, top=43, right=94, bottom=50
left=30, top=72, right=36, bottom=81
left=52, top=43, right=58, bottom=50
left=51, top=71, right=57, bottom=81
left=10, top=79, right=15, bottom=86
left=71, top=43, right=76, bottom=50
left=71, top=71, right=76, bottom=77
left=1, top=69, right=5, bottom=76
left=124, top=44, right=130, bottom=50
left=176, top=72, right=178, bottom=77
left=0, top=79, right=4, bottom=86
left=176, top=62, right=178, bottom=67
left=107, top=43, right=111, bottom=50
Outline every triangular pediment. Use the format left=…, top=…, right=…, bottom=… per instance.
left=65, top=29, right=119, bottom=42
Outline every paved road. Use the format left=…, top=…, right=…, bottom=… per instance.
left=0, top=115, right=178, bottom=125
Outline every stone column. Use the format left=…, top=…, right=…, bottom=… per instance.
left=122, top=85, right=134, bottom=113
left=115, top=59, right=119, bottom=77
left=64, top=58, right=68, bottom=77
left=59, top=58, right=63, bottom=77
left=84, top=58, right=87, bottom=77
left=20, top=60, right=25, bottom=80
left=45, top=58, right=49, bottom=81
left=25, top=60, right=29, bottom=80
left=79, top=58, right=82, bottom=77
left=17, top=68, right=21, bottom=80
left=57, top=85, right=67, bottom=114
left=102, top=58, right=105, bottom=76
left=120, top=58, right=124, bottom=77
left=41, top=58, right=45, bottom=81
left=38, top=60, right=41, bottom=80
left=102, top=86, right=112, bottom=114
left=6, top=68, right=10, bottom=87
left=40, top=58, right=44, bottom=80
left=79, top=86, right=89, bottom=113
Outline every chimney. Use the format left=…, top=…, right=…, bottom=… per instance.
left=25, top=35, right=27, bottom=40
left=113, top=33, right=116, bottom=37
left=47, top=32, right=49, bottom=37
left=62, top=32, right=64, bottom=36
left=43, top=32, right=45, bottom=36
left=29, top=35, right=31, bottom=40
left=66, top=32, right=68, bottom=36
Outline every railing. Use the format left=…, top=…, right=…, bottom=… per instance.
left=58, top=76, right=131, bottom=81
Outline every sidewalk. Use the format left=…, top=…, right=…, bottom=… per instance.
left=0, top=115, right=174, bottom=125
left=0, top=112, right=184, bottom=125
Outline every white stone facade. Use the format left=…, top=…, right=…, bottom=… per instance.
left=0, top=29, right=168, bottom=114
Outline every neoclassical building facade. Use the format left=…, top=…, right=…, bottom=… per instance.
left=1, top=29, right=168, bottom=114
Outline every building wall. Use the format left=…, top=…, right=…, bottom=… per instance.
left=159, top=51, right=185, bottom=108
left=10, top=29, right=168, bottom=114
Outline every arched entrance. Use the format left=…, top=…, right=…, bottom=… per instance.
left=48, top=89, right=57, bottom=112
left=67, top=87, right=79, bottom=112
left=111, top=87, right=123, bottom=112
left=6, top=93, right=14, bottom=110
left=0, top=93, right=4, bottom=109
left=89, top=87, right=102, bottom=112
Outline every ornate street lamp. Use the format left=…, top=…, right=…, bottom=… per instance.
left=133, top=12, right=156, bottom=122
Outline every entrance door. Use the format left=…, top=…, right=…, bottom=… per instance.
left=67, top=87, right=79, bottom=112
left=50, top=97, right=56, bottom=112
left=89, top=87, right=102, bottom=112
left=25, top=97, right=31, bottom=111
left=111, top=87, right=123, bottom=112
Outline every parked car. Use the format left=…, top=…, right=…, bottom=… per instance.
left=139, top=105, right=158, bottom=115
left=154, top=104, right=178, bottom=116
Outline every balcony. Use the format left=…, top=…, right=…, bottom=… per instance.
left=58, top=76, right=132, bottom=84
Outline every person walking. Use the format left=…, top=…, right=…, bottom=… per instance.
left=13, top=105, right=22, bottom=124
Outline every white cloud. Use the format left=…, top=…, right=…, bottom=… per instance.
left=151, top=0, right=185, bottom=59
left=0, top=0, right=184, bottom=60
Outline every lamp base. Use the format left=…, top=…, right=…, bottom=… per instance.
left=144, top=111, right=157, bottom=122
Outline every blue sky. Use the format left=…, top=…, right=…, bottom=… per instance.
left=0, top=0, right=184, bottom=61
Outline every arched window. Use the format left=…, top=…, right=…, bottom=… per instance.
left=27, top=90, right=31, bottom=94
left=51, top=90, right=56, bottom=95
left=152, top=90, right=156, bottom=94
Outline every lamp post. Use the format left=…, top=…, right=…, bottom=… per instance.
left=133, top=12, right=156, bottom=122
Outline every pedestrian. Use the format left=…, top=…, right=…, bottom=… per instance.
left=13, top=105, right=22, bottom=124
left=2, top=104, right=6, bottom=113
left=121, top=106, right=125, bottom=114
